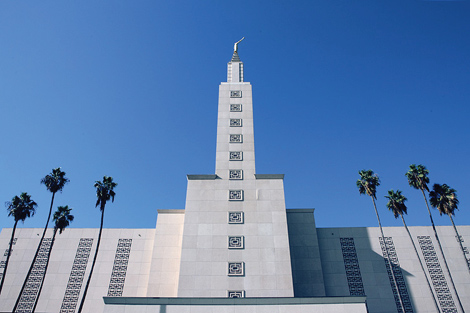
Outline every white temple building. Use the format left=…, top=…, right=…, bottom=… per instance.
left=1, top=45, right=469, bottom=313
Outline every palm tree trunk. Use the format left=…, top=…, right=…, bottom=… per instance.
left=371, top=197, right=406, bottom=313
left=421, top=189, right=465, bottom=313
left=401, top=215, right=441, bottom=313
left=448, top=214, right=469, bottom=273
left=12, top=192, right=56, bottom=312
left=0, top=220, right=18, bottom=295
left=31, top=228, right=57, bottom=313
left=77, top=207, right=105, bottom=313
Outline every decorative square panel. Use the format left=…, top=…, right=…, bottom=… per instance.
left=229, top=134, right=243, bottom=143
left=229, top=170, right=243, bottom=180
left=230, top=104, right=242, bottom=112
left=229, top=151, right=243, bottom=161
left=228, top=236, right=244, bottom=249
left=230, top=119, right=242, bottom=127
left=228, top=262, right=245, bottom=276
left=229, top=190, right=243, bottom=201
left=228, top=212, right=244, bottom=224
left=228, top=290, right=245, bottom=298
left=230, top=90, right=242, bottom=98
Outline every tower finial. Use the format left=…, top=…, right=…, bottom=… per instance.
left=233, top=37, right=245, bottom=53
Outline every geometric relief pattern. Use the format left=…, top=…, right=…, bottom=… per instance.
left=229, top=134, right=243, bottom=143
left=340, top=238, right=365, bottom=296
left=229, top=151, right=243, bottom=161
left=230, top=104, right=242, bottom=112
left=230, top=90, right=242, bottom=98
left=107, top=239, right=132, bottom=297
left=228, top=262, right=244, bottom=276
left=455, top=235, right=470, bottom=271
left=379, top=237, right=414, bottom=313
left=230, top=119, right=242, bottom=127
left=228, top=212, right=244, bottom=224
left=418, top=236, right=457, bottom=313
left=0, top=238, right=17, bottom=280
left=228, top=290, right=245, bottom=298
left=59, top=238, right=93, bottom=313
left=15, top=238, right=53, bottom=313
left=229, top=169, right=243, bottom=180
left=228, top=236, right=244, bottom=249
left=229, top=190, right=243, bottom=201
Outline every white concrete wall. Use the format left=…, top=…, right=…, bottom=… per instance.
left=147, top=210, right=184, bottom=297
left=317, top=225, right=470, bottom=313
left=0, top=227, right=154, bottom=313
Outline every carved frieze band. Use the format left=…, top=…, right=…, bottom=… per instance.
left=228, top=236, right=244, bottom=249
left=229, top=151, right=243, bottom=161
left=15, top=238, right=53, bottom=313
left=230, top=119, right=242, bottom=127
left=418, top=236, right=457, bottom=313
left=230, top=104, right=242, bottom=112
left=228, top=290, right=245, bottom=298
left=230, top=90, right=242, bottom=98
left=229, top=134, right=243, bottom=143
left=340, top=238, right=365, bottom=296
left=229, top=190, right=243, bottom=201
left=107, top=239, right=132, bottom=297
left=228, top=262, right=244, bottom=276
left=379, top=237, right=413, bottom=313
left=228, top=212, right=244, bottom=224
left=59, top=238, right=93, bottom=313
left=229, top=170, right=243, bottom=180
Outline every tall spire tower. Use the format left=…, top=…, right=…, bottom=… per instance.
left=177, top=41, right=294, bottom=298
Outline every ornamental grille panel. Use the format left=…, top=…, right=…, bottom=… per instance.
left=340, top=238, right=365, bottom=296
left=455, top=235, right=470, bottom=271
left=228, top=212, right=244, bottom=224
left=230, top=119, right=242, bottom=127
left=15, top=238, right=53, bottom=313
left=418, top=236, right=457, bottom=313
left=0, top=238, right=17, bottom=282
left=107, top=239, right=132, bottom=296
left=59, top=238, right=93, bottom=313
left=230, top=104, right=242, bottom=112
left=229, top=190, right=243, bottom=201
left=228, top=236, right=244, bottom=249
left=2, top=237, right=17, bottom=257
left=229, top=151, right=243, bottom=161
left=229, top=134, right=243, bottom=143
left=228, top=290, right=245, bottom=298
left=379, top=237, right=414, bottom=313
left=229, top=170, right=243, bottom=180
left=228, top=262, right=245, bottom=276
left=230, top=90, right=242, bottom=98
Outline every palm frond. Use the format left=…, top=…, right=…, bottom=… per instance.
left=405, top=164, right=430, bottom=192
left=385, top=189, right=408, bottom=218
left=429, top=183, right=459, bottom=216
left=357, top=169, right=380, bottom=199
left=5, top=192, right=37, bottom=222
left=40, top=167, right=69, bottom=194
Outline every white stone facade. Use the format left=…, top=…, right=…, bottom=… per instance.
left=1, top=49, right=469, bottom=313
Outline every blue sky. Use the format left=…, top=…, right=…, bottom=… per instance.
left=1, top=0, right=469, bottom=232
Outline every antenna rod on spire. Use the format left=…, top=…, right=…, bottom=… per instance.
left=234, top=37, right=245, bottom=53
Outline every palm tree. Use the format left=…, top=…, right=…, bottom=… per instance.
left=32, top=206, right=74, bottom=313
left=430, top=184, right=468, bottom=271
left=406, top=165, right=465, bottom=313
left=0, top=193, right=37, bottom=295
left=357, top=170, right=405, bottom=313
left=385, top=189, right=440, bottom=313
left=77, top=176, right=117, bottom=313
left=13, top=167, right=69, bottom=312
